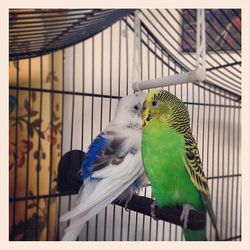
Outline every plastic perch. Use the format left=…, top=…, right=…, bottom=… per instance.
left=132, top=68, right=206, bottom=92
left=57, top=150, right=206, bottom=231
left=114, top=195, right=206, bottom=230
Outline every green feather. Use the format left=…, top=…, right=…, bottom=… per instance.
left=142, top=90, right=220, bottom=241
left=142, top=122, right=204, bottom=211
left=182, top=229, right=206, bottom=241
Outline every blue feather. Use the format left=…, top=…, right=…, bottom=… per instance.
left=82, top=133, right=109, bottom=179
left=132, top=179, right=141, bottom=189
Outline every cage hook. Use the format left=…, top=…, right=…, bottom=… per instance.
left=132, top=9, right=207, bottom=92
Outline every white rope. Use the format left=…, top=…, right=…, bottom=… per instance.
left=196, top=9, right=206, bottom=71
left=132, top=9, right=207, bottom=92
left=132, top=10, right=142, bottom=91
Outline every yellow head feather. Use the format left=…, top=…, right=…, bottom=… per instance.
left=142, top=89, right=191, bottom=133
left=142, top=89, right=161, bottom=128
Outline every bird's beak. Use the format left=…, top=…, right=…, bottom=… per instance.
left=137, top=101, right=146, bottom=119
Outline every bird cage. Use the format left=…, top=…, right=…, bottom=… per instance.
left=9, top=9, right=241, bottom=241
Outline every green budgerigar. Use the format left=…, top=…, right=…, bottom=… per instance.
left=141, top=89, right=219, bottom=241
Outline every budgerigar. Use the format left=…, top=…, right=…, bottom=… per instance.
left=60, top=92, right=147, bottom=241
left=141, top=89, right=219, bottom=241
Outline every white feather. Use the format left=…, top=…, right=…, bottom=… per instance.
left=60, top=151, right=142, bottom=223
left=60, top=92, right=146, bottom=241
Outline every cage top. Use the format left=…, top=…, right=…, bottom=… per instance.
left=9, top=9, right=135, bottom=60
left=9, top=9, right=241, bottom=100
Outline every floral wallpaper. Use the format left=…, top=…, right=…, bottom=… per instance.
left=9, top=51, right=63, bottom=240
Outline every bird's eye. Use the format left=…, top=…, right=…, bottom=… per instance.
left=134, top=105, right=139, bottom=110
left=151, top=100, right=158, bottom=107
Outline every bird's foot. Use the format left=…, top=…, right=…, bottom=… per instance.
left=151, top=200, right=158, bottom=220
left=180, top=204, right=195, bottom=229
left=124, top=200, right=129, bottom=211
left=124, top=192, right=136, bottom=211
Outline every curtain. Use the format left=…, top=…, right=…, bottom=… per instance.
left=9, top=50, right=63, bottom=240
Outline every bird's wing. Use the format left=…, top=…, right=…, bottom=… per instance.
left=60, top=151, right=143, bottom=232
left=183, top=133, right=209, bottom=195
left=183, top=133, right=220, bottom=240
left=60, top=127, right=143, bottom=229
left=82, top=127, right=141, bottom=180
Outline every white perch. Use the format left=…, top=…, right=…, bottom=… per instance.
left=132, top=68, right=206, bottom=92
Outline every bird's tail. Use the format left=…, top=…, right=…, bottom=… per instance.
left=200, top=194, right=220, bottom=240
left=60, top=173, right=143, bottom=240
left=61, top=225, right=82, bottom=241
left=60, top=180, right=99, bottom=241
left=60, top=151, right=144, bottom=241
left=182, top=228, right=206, bottom=241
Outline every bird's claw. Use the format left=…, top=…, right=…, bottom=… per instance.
left=180, top=204, right=195, bottom=229
left=124, top=192, right=137, bottom=211
left=125, top=199, right=129, bottom=211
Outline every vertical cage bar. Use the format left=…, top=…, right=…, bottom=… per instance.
left=56, top=49, right=65, bottom=240
left=195, top=85, right=200, bottom=144
left=36, top=55, right=43, bottom=240
left=88, top=36, right=95, bottom=241
left=112, top=205, right=116, bottom=240
left=81, top=43, right=85, bottom=162
left=104, top=25, right=113, bottom=241
left=167, top=55, right=171, bottom=241
left=118, top=20, right=124, bottom=241
left=225, top=97, right=231, bottom=239
left=215, top=88, right=221, bottom=239
left=79, top=41, right=85, bottom=240
left=220, top=94, right=226, bottom=238
left=154, top=41, right=159, bottom=241
left=161, top=49, right=166, bottom=241
left=207, top=84, right=212, bottom=239
left=125, top=19, right=129, bottom=238
left=191, top=83, right=194, bottom=131
left=11, top=57, right=19, bottom=240
left=210, top=84, right=216, bottom=239
left=141, top=27, right=146, bottom=241
left=230, top=102, right=236, bottom=238
left=147, top=34, right=152, bottom=242
left=173, top=63, right=177, bottom=241
left=100, top=32, right=104, bottom=241
left=235, top=108, right=240, bottom=238
left=66, top=45, right=76, bottom=234
left=201, top=87, right=206, bottom=169
left=24, top=56, right=32, bottom=240
left=46, top=51, right=55, bottom=240
left=110, top=25, right=115, bottom=241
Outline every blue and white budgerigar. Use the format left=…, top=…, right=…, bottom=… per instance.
left=60, top=92, right=147, bottom=241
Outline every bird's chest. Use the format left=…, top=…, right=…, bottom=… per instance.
left=142, top=125, right=185, bottom=174
left=142, top=125, right=200, bottom=208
